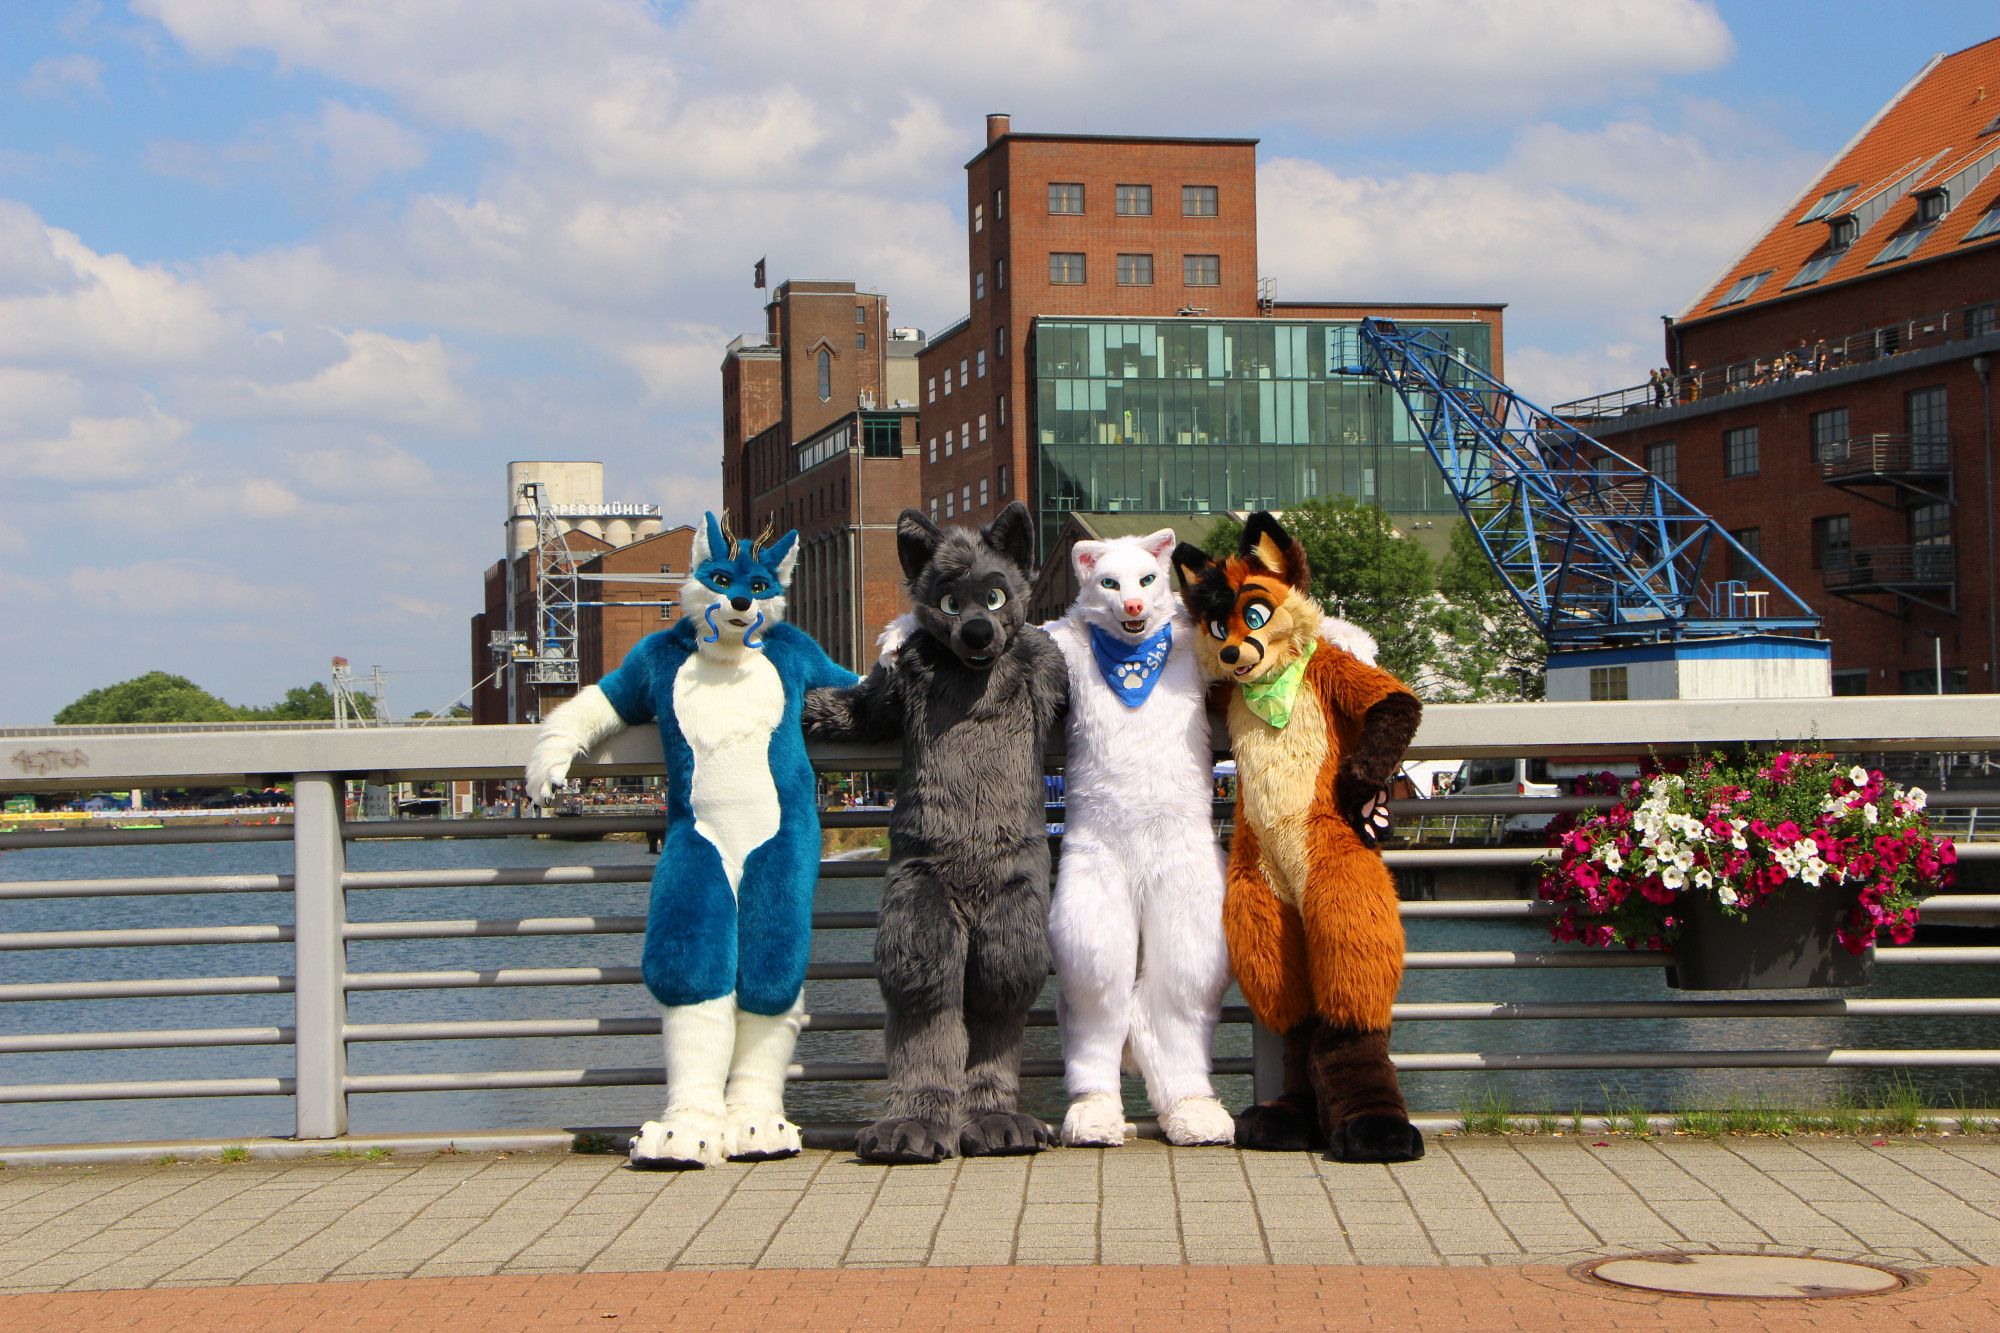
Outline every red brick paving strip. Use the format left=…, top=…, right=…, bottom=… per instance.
left=1, top=1264, right=1995, bottom=1332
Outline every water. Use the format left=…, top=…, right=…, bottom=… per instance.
left=3, top=837, right=1998, bottom=1147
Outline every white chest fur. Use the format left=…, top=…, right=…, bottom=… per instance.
left=673, top=648, right=784, bottom=894
left=1228, top=686, right=1328, bottom=908
left=1052, top=614, right=1213, bottom=817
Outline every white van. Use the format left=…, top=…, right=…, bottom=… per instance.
left=1449, top=757, right=1561, bottom=837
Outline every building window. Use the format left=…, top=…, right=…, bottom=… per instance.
left=1050, top=251, right=1086, bottom=284
left=974, top=271, right=985, bottom=301
left=1715, top=270, right=1773, bottom=307
left=1832, top=669, right=1868, bottom=696
left=973, top=203, right=983, bottom=233
left=999, top=463, right=1010, bottom=495
left=1724, top=528, right=1762, bottom=584
left=929, top=497, right=938, bottom=519
left=996, top=325, right=1006, bottom=358
left=1183, top=254, right=1220, bottom=286
left=1812, top=514, right=1851, bottom=570
left=959, top=358, right=969, bottom=388
left=927, top=376, right=935, bottom=404
left=945, top=491, right=955, bottom=519
left=1800, top=184, right=1858, bottom=223
left=995, top=187, right=1004, bottom=219
left=1183, top=185, right=1218, bottom=216
left=1810, top=408, right=1849, bottom=464
left=944, top=430, right=953, bottom=457
left=995, top=258, right=1005, bottom=291
left=855, top=305, right=865, bottom=325
left=1645, top=441, right=1677, bottom=486
left=943, top=368, right=952, bottom=396
left=1901, top=666, right=1969, bottom=695
left=660, top=565, right=675, bottom=619
left=1967, top=198, right=2000, bottom=242
left=1910, top=500, right=1951, bottom=547
left=1724, top=426, right=1759, bottom=478
left=1967, top=303, right=1998, bottom=337
left=1116, top=184, right=1152, bottom=216
left=855, top=331, right=866, bottom=350
left=816, top=349, right=831, bottom=402
left=1117, top=253, right=1154, bottom=286
left=1049, top=182, right=1084, bottom=214
left=928, top=436, right=938, bottom=463
left=977, top=413, right=988, bottom=442
left=1907, top=385, right=1948, bottom=442
left=1588, top=666, right=1629, bottom=701
left=979, top=477, right=990, bottom=507
left=961, top=484, right=970, bottom=512
left=960, top=423, right=970, bottom=452
left=998, top=393, right=1007, bottom=426
left=976, top=349, right=986, bottom=379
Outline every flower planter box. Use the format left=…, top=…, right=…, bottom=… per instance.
left=1667, top=880, right=1872, bottom=991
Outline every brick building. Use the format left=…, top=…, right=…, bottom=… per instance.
left=721, top=279, right=925, bottom=670
left=1573, top=36, right=2000, bottom=695
left=916, top=115, right=1503, bottom=554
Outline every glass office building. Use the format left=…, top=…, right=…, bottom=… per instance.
left=1032, top=317, right=1492, bottom=549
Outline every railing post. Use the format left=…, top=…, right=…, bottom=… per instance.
left=292, top=773, right=348, bottom=1138
left=1251, top=1021, right=1285, bottom=1103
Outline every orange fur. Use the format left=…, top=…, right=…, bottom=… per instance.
left=1222, top=818, right=1313, bottom=1034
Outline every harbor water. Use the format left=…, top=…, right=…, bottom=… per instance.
left=3, top=836, right=1997, bottom=1147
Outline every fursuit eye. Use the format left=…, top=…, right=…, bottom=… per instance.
left=1140, top=573, right=1155, bottom=587
left=1244, top=604, right=1271, bottom=631
left=711, top=572, right=731, bottom=588
left=1099, top=577, right=1118, bottom=590
left=985, top=587, right=1008, bottom=610
left=750, top=579, right=769, bottom=594
left=1208, top=620, right=1227, bottom=641
left=940, top=593, right=961, bottom=616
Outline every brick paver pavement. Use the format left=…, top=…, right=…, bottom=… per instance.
left=1, top=1263, right=1996, bottom=1331
left=1, top=1135, right=1998, bottom=1324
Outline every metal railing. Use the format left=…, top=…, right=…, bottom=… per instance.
left=5, top=696, right=2000, bottom=1146
left=1552, top=304, right=1997, bottom=422
left=1818, top=433, right=1953, bottom=480
left=1822, top=544, right=1956, bottom=590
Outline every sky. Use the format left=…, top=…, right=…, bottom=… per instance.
left=2, top=1, right=1996, bottom=724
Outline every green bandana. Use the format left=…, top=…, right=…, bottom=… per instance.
left=1239, top=639, right=1315, bottom=728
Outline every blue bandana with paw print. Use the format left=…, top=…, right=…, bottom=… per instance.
left=1088, top=622, right=1173, bottom=708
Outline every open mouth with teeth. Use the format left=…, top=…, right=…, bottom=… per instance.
left=1120, top=618, right=1148, bottom=634
left=728, top=617, right=751, bottom=628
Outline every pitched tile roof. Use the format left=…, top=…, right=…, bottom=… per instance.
left=1682, top=34, right=2000, bottom=323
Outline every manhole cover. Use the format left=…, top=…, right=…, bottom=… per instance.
left=1582, top=1253, right=1905, bottom=1300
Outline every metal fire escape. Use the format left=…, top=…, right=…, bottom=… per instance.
left=520, top=481, right=582, bottom=690
left=1337, top=318, right=1822, bottom=649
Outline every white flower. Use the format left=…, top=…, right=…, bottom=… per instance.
left=1799, top=857, right=1828, bottom=886
left=1659, top=864, right=1686, bottom=890
left=1729, top=819, right=1748, bottom=850
left=1693, top=868, right=1714, bottom=889
left=1849, top=765, right=1869, bottom=786
left=1905, top=786, right=1927, bottom=811
left=1602, top=847, right=1623, bottom=873
left=1716, top=884, right=1739, bottom=906
left=1863, top=803, right=1879, bottom=825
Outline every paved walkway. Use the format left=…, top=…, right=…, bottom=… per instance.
left=2, top=1136, right=1998, bottom=1326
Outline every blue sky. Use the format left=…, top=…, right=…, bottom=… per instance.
left=2, top=1, right=1995, bottom=723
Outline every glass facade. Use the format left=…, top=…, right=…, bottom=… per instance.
left=1031, top=317, right=1492, bottom=550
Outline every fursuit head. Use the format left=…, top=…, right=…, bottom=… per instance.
left=1173, top=511, right=1426, bottom=1164
left=802, top=501, right=1069, bottom=1164
left=1042, top=528, right=1236, bottom=1149
left=527, top=510, right=856, bottom=1172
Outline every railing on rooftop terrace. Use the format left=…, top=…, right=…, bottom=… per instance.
left=1552, top=303, right=1999, bottom=423
left=4, top=698, right=2000, bottom=1148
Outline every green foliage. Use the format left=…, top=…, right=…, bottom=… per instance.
left=52, top=673, right=371, bottom=725
left=1458, top=1087, right=1514, bottom=1135
left=1202, top=499, right=1546, bottom=700
left=218, top=1145, right=250, bottom=1164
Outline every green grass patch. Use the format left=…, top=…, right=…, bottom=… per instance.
left=363, top=1147, right=393, bottom=1162
left=218, top=1146, right=250, bottom=1164
left=1458, top=1088, right=1514, bottom=1135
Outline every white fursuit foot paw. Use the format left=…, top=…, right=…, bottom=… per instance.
left=1060, top=1092, right=1133, bottom=1147
left=724, top=1105, right=802, bottom=1162
left=629, top=1108, right=727, bottom=1170
left=1161, top=1096, right=1235, bottom=1146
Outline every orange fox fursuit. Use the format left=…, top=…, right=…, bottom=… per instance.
left=1173, top=512, right=1425, bottom=1163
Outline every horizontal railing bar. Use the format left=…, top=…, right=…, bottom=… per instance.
left=341, top=866, right=651, bottom=890
left=1877, top=947, right=2000, bottom=964
left=0, top=1077, right=295, bottom=1103
left=344, top=966, right=641, bottom=991
left=0, top=1026, right=294, bottom=1053
left=0, top=924, right=294, bottom=951
left=344, top=917, right=644, bottom=942
left=1391, top=1049, right=2000, bottom=1071
left=344, top=1018, right=665, bottom=1042
left=0, top=874, right=292, bottom=900
left=0, top=975, right=294, bottom=1002
left=344, top=816, right=664, bottom=840
left=342, top=1057, right=1254, bottom=1095
left=0, top=825, right=291, bottom=849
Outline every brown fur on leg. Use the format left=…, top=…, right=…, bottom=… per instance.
left=1296, top=816, right=1404, bottom=1032
left=1222, top=819, right=1313, bottom=1035
left=1233, top=1016, right=1325, bottom=1152
left=1309, top=1025, right=1423, bottom=1164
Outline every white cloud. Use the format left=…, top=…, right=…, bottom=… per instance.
left=0, top=404, right=191, bottom=482
left=260, top=329, right=470, bottom=425
left=21, top=53, right=105, bottom=101
left=286, top=437, right=437, bottom=494
left=148, top=99, right=427, bottom=194
left=66, top=559, right=270, bottom=615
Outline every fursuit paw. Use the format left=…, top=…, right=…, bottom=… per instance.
left=960, top=1111, right=1052, bottom=1157
left=1160, top=1096, right=1234, bottom=1146
left=1233, top=1095, right=1326, bottom=1152
left=855, top=1115, right=957, bottom=1165
left=1060, top=1092, right=1132, bottom=1147
left=723, top=1105, right=802, bottom=1162
left=629, top=1108, right=727, bottom=1170
left=1325, top=1114, right=1425, bottom=1165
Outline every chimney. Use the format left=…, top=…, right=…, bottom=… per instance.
left=986, top=113, right=1011, bottom=144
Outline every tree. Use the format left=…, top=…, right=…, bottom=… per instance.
left=261, top=682, right=342, bottom=722
left=1434, top=516, right=1547, bottom=701
left=54, top=672, right=244, bottom=725
left=1204, top=496, right=1441, bottom=684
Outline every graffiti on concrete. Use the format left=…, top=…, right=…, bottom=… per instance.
left=10, top=748, right=90, bottom=776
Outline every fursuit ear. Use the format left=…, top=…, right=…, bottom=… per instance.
left=762, top=528, right=800, bottom=586
left=1071, top=539, right=1108, bottom=582
left=1171, top=541, right=1214, bottom=594
left=897, top=508, right=942, bottom=582
left=693, top=511, right=725, bottom=566
left=1239, top=511, right=1310, bottom=592
left=1139, top=527, right=1177, bottom=566
left=983, top=500, right=1036, bottom=574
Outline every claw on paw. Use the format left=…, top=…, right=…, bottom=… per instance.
left=961, top=1111, right=1051, bottom=1157
left=724, top=1105, right=803, bottom=1162
left=629, top=1109, right=728, bottom=1170
left=855, top=1115, right=957, bottom=1165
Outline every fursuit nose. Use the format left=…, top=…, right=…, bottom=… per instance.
left=730, top=596, right=752, bottom=612
left=1122, top=598, right=1145, bottom=618
left=1219, top=644, right=1240, bottom=664
left=960, top=618, right=996, bottom=650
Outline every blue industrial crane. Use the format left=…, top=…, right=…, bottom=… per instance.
left=1337, top=318, right=1821, bottom=649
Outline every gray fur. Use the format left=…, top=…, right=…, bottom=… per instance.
left=804, top=502, right=1068, bottom=1163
